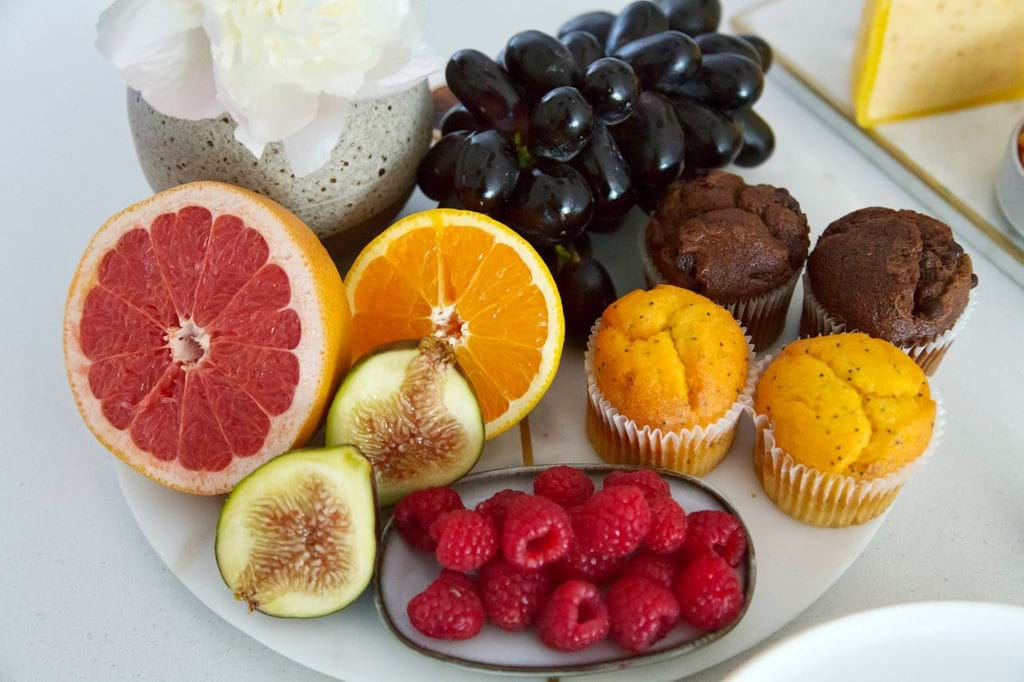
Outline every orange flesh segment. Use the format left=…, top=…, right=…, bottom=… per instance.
left=349, top=216, right=555, bottom=429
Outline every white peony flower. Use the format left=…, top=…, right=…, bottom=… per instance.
left=97, top=0, right=441, bottom=175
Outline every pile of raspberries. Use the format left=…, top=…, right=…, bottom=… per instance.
left=395, top=466, right=748, bottom=653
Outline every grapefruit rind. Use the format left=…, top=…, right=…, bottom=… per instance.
left=344, top=209, right=564, bottom=439
left=214, top=445, right=376, bottom=618
left=324, top=339, right=485, bottom=506
left=63, top=181, right=351, bottom=495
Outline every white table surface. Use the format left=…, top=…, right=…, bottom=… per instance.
left=2, top=1, right=1022, bottom=680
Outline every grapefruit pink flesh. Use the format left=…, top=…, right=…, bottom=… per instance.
left=78, top=205, right=301, bottom=473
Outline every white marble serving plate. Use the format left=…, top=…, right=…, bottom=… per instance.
left=375, top=464, right=754, bottom=676
left=114, top=65, right=902, bottom=680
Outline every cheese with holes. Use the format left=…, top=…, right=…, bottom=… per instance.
left=852, top=0, right=1024, bottom=127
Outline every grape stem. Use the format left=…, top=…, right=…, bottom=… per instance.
left=513, top=131, right=534, bottom=169
left=554, top=245, right=580, bottom=273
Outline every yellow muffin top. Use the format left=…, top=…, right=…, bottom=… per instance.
left=755, top=333, right=936, bottom=479
left=592, top=285, right=749, bottom=430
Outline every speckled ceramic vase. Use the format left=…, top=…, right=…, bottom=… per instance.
left=126, top=82, right=432, bottom=250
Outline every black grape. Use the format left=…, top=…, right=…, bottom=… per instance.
left=558, top=11, right=616, bottom=45
left=580, top=57, right=641, bottom=125
left=506, top=165, right=594, bottom=245
left=529, top=86, right=594, bottom=162
left=571, top=122, right=634, bottom=226
left=605, top=1, right=669, bottom=54
left=667, top=53, right=763, bottom=111
left=438, top=192, right=467, bottom=209
left=446, top=50, right=528, bottom=138
left=560, top=30, right=605, bottom=72
left=657, top=0, right=721, bottom=36
left=694, top=33, right=762, bottom=68
left=417, top=131, right=469, bottom=200
left=614, top=30, right=701, bottom=93
left=733, top=109, right=775, bottom=167
left=739, top=34, right=773, bottom=72
left=611, top=91, right=685, bottom=189
left=440, top=104, right=477, bottom=136
left=503, top=30, right=579, bottom=97
left=556, top=253, right=618, bottom=343
left=454, top=130, right=520, bottom=213
left=670, top=97, right=742, bottom=168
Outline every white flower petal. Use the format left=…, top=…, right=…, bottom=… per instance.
left=355, top=41, right=442, bottom=100
left=97, top=0, right=203, bottom=60
left=230, top=124, right=266, bottom=163
left=97, top=0, right=221, bottom=120
left=282, top=96, right=353, bottom=177
left=123, top=29, right=223, bottom=120
left=218, top=67, right=319, bottom=159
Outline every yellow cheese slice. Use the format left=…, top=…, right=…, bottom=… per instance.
left=852, top=0, right=1024, bottom=127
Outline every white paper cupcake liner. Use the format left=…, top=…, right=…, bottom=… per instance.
left=800, top=273, right=976, bottom=376
left=640, top=229, right=800, bottom=352
left=747, top=354, right=946, bottom=527
left=584, top=319, right=757, bottom=476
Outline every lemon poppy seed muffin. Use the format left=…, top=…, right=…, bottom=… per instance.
left=753, top=332, right=938, bottom=526
left=587, top=285, right=751, bottom=475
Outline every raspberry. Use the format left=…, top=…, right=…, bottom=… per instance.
left=429, top=509, right=497, bottom=571
left=681, top=510, right=747, bottom=567
left=621, top=551, right=676, bottom=589
left=673, top=554, right=745, bottom=630
left=574, top=485, right=651, bottom=559
left=407, top=570, right=485, bottom=640
left=603, top=470, right=670, bottom=500
left=533, top=466, right=594, bottom=507
left=501, top=495, right=573, bottom=570
left=475, top=488, right=528, bottom=530
left=536, top=580, right=610, bottom=651
left=550, top=541, right=628, bottom=583
left=606, top=576, right=681, bottom=652
left=643, top=496, right=688, bottom=554
left=393, top=487, right=464, bottom=551
left=478, top=557, right=553, bottom=631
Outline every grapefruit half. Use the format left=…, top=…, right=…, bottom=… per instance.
left=64, top=182, right=351, bottom=494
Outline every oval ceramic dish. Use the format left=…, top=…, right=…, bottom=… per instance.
left=374, top=463, right=756, bottom=677
left=995, top=116, right=1024, bottom=236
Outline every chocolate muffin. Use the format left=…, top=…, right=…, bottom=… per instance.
left=644, top=170, right=810, bottom=349
left=804, top=207, right=975, bottom=373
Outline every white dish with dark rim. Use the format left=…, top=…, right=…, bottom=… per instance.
left=996, top=116, right=1024, bottom=236
left=725, top=601, right=1024, bottom=682
left=375, top=464, right=755, bottom=677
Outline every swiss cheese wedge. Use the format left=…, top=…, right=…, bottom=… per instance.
left=852, top=0, right=1024, bottom=127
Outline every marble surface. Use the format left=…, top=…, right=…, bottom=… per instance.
left=1, top=0, right=1022, bottom=681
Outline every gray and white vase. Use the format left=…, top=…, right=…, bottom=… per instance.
left=126, top=82, right=433, bottom=250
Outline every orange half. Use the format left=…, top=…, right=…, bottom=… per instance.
left=345, top=209, right=564, bottom=438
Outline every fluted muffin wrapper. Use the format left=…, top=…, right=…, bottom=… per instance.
left=640, top=230, right=799, bottom=352
left=584, top=319, right=757, bottom=477
left=799, top=273, right=975, bottom=376
left=748, top=355, right=945, bottom=527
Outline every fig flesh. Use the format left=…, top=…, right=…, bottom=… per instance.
left=215, top=445, right=376, bottom=618
left=325, top=337, right=485, bottom=506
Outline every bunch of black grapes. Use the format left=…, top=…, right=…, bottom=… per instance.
left=417, top=0, right=774, bottom=341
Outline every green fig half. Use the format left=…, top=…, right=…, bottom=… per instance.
left=215, top=445, right=376, bottom=618
left=325, top=336, right=485, bottom=506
